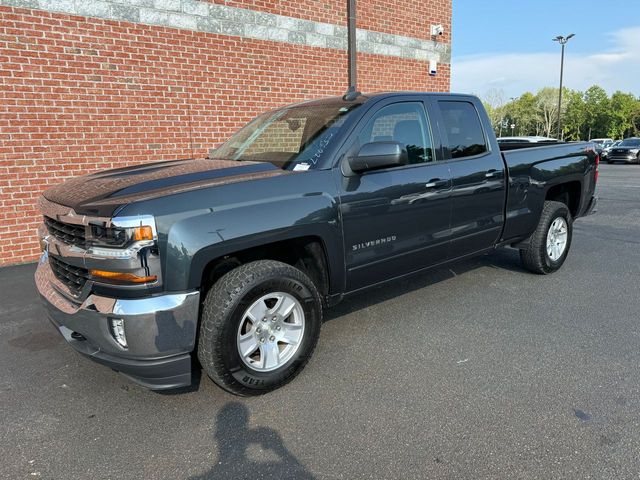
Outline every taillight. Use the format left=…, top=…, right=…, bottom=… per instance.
left=595, top=154, right=600, bottom=183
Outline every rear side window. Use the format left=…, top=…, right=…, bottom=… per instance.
left=438, top=101, right=488, bottom=159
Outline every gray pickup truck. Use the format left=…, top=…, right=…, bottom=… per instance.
left=35, top=92, right=598, bottom=395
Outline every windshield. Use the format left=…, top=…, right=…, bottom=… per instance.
left=620, top=138, right=640, bottom=147
left=211, top=103, right=363, bottom=170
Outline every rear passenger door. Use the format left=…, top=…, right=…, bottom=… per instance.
left=434, top=99, right=507, bottom=257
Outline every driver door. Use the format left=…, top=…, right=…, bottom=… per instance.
left=337, top=99, right=453, bottom=291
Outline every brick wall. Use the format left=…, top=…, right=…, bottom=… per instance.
left=204, top=0, right=452, bottom=44
left=0, top=1, right=451, bottom=265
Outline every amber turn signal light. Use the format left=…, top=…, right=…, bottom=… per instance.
left=90, top=269, right=157, bottom=284
left=132, top=226, right=153, bottom=241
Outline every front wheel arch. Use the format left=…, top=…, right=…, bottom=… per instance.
left=197, top=260, right=323, bottom=395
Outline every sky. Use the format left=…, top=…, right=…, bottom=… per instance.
left=451, top=0, right=640, bottom=101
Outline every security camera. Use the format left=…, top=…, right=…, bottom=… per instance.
left=430, top=24, right=444, bottom=36
left=428, top=60, right=437, bottom=76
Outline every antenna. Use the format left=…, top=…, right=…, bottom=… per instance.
left=343, top=0, right=361, bottom=101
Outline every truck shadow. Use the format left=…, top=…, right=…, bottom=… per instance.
left=188, top=402, right=316, bottom=480
left=324, top=248, right=525, bottom=323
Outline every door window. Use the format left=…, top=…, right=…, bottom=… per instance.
left=357, top=102, right=434, bottom=164
left=438, top=101, right=488, bottom=159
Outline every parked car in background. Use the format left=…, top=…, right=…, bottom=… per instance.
left=606, top=137, right=640, bottom=164
left=591, top=138, right=614, bottom=148
left=590, top=138, right=614, bottom=155
left=497, top=136, right=557, bottom=144
left=601, top=140, right=622, bottom=160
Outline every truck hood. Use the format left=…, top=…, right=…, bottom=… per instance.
left=43, top=158, right=288, bottom=217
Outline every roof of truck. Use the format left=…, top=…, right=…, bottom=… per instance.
left=289, top=91, right=475, bottom=108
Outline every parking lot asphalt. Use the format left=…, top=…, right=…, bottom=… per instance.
left=1, top=163, right=639, bottom=480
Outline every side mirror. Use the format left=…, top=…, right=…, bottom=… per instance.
left=349, top=141, right=408, bottom=173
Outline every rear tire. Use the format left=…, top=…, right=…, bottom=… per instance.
left=197, top=260, right=322, bottom=396
left=520, top=201, right=573, bottom=274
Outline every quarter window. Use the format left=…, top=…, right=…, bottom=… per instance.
left=438, top=101, right=488, bottom=159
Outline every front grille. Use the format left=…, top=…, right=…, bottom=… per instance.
left=44, top=216, right=87, bottom=249
left=49, top=255, right=89, bottom=296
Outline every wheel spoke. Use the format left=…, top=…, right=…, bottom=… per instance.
left=280, top=323, right=303, bottom=345
left=246, top=300, right=268, bottom=322
left=238, top=333, right=258, bottom=358
left=275, top=295, right=297, bottom=319
left=260, top=341, right=280, bottom=370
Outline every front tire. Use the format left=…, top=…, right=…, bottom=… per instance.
left=198, top=260, right=322, bottom=396
left=520, top=200, right=573, bottom=274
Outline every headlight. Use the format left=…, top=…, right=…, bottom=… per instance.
left=87, top=224, right=154, bottom=248
left=85, top=216, right=158, bottom=260
left=630, top=148, right=640, bottom=155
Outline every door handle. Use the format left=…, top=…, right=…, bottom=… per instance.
left=425, top=179, right=448, bottom=188
left=485, top=169, right=500, bottom=178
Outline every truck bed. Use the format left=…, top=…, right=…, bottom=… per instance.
left=500, top=141, right=597, bottom=243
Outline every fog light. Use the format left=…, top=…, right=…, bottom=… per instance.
left=110, top=318, right=127, bottom=348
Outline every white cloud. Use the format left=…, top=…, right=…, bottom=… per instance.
left=452, top=26, right=640, bottom=99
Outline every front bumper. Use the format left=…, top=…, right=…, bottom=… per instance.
left=35, top=252, right=200, bottom=389
left=608, top=155, right=638, bottom=163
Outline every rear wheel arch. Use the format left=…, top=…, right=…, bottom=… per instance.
left=545, top=180, right=582, bottom=217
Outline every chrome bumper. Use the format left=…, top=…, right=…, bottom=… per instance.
left=35, top=252, right=200, bottom=389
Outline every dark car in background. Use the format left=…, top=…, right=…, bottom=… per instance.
left=606, top=137, right=640, bottom=164
left=601, top=140, right=622, bottom=161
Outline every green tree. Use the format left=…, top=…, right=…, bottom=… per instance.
left=583, top=85, right=610, bottom=139
left=633, top=104, right=640, bottom=136
left=487, top=85, right=639, bottom=141
left=562, top=90, right=586, bottom=141
left=513, top=93, right=540, bottom=136
left=608, top=91, right=638, bottom=139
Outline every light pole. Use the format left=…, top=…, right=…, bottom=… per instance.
left=553, top=34, right=574, bottom=140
